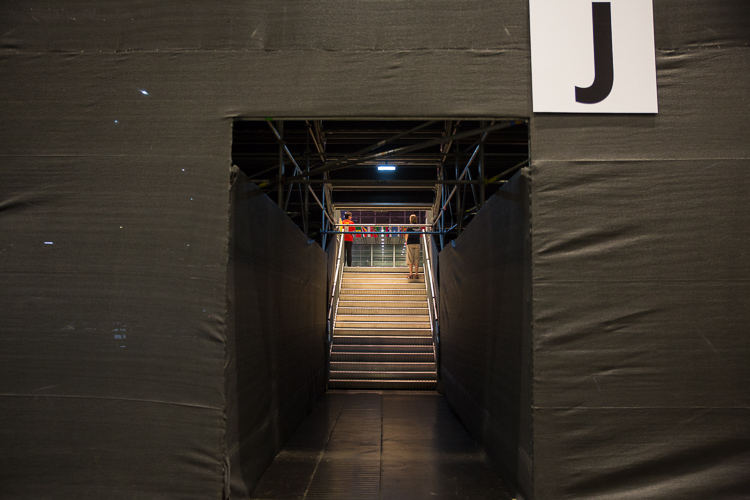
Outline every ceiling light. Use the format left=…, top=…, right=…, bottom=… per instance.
left=377, top=165, right=396, bottom=171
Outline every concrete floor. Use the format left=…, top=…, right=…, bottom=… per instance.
left=251, top=391, right=512, bottom=500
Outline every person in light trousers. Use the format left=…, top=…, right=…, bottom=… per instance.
left=405, top=214, right=421, bottom=279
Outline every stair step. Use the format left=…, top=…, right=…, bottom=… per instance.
left=341, top=284, right=424, bottom=292
left=331, top=361, right=435, bottom=372
left=334, top=328, right=431, bottom=336
left=343, top=273, right=422, bottom=277
left=335, top=322, right=431, bottom=330
left=336, top=314, right=429, bottom=322
left=338, top=300, right=425, bottom=308
left=341, top=288, right=425, bottom=296
left=331, top=352, right=435, bottom=362
left=333, top=336, right=433, bottom=345
left=344, top=267, right=421, bottom=274
left=343, top=278, right=423, bottom=285
left=328, top=379, right=436, bottom=390
left=336, top=307, right=429, bottom=316
left=332, top=344, right=434, bottom=354
left=329, top=370, right=436, bottom=381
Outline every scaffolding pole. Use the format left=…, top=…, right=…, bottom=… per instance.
left=277, top=121, right=284, bottom=208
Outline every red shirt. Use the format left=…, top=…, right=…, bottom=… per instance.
left=342, top=219, right=355, bottom=242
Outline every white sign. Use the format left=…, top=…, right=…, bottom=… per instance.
left=529, top=0, right=658, bottom=113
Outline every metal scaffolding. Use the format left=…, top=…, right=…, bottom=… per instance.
left=233, top=118, right=529, bottom=249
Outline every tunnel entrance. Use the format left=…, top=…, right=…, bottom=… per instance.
left=228, top=119, right=530, bottom=495
left=230, top=118, right=530, bottom=388
left=230, top=118, right=529, bottom=390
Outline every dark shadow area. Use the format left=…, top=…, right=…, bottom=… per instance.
left=252, top=391, right=512, bottom=500
left=438, top=170, right=532, bottom=499
left=226, top=166, right=328, bottom=497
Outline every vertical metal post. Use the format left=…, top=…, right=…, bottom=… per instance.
left=479, top=120, right=486, bottom=210
left=321, top=180, right=327, bottom=249
left=439, top=162, right=445, bottom=250
left=278, top=121, right=285, bottom=208
left=456, top=139, right=462, bottom=238
left=304, top=123, right=310, bottom=237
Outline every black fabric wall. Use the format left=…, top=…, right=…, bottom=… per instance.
left=529, top=2, right=750, bottom=498
left=1, top=1, right=748, bottom=499
left=226, top=168, right=326, bottom=497
left=530, top=161, right=750, bottom=499
left=439, top=172, right=533, bottom=499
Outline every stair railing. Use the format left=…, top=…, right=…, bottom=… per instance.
left=421, top=231, right=440, bottom=377
left=327, top=229, right=347, bottom=380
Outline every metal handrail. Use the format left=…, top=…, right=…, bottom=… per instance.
left=326, top=232, right=347, bottom=383
left=328, top=233, right=346, bottom=324
left=422, top=232, right=438, bottom=324
left=325, top=222, right=442, bottom=236
left=421, top=232, right=440, bottom=383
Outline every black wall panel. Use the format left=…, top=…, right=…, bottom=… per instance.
left=0, top=142, right=229, bottom=495
left=0, top=1, right=529, bottom=52
left=528, top=1, right=750, bottom=496
left=439, top=172, right=533, bottom=500
left=533, top=408, right=749, bottom=500
left=529, top=159, right=750, bottom=498
left=226, top=169, right=327, bottom=497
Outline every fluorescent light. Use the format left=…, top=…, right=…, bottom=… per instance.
left=377, top=165, right=396, bottom=171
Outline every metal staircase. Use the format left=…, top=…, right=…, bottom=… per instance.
left=329, top=267, right=437, bottom=390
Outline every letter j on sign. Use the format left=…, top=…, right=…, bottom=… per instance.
left=529, top=0, right=658, bottom=113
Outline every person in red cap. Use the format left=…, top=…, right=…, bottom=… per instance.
left=342, top=211, right=355, bottom=267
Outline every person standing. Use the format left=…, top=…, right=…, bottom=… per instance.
left=342, top=211, right=355, bottom=267
left=405, top=214, right=421, bottom=279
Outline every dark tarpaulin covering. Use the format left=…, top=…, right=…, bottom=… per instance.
left=0, top=1, right=531, bottom=120
left=0, top=1, right=530, bottom=52
left=226, top=167, right=326, bottom=498
left=528, top=1, right=750, bottom=497
left=0, top=130, right=230, bottom=496
left=439, top=171, right=533, bottom=500
left=530, top=160, right=750, bottom=499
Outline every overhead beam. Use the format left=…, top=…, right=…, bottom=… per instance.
left=250, top=178, right=500, bottom=187
left=288, top=119, right=524, bottom=182
left=315, top=120, right=438, bottom=174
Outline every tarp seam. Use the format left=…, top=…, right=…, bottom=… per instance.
left=0, top=394, right=223, bottom=410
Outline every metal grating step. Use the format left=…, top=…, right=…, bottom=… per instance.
left=338, top=300, right=426, bottom=308
left=335, top=322, right=431, bottom=330
left=327, top=379, right=436, bottom=390
left=330, top=352, right=435, bottom=362
left=343, top=267, right=421, bottom=274
left=332, top=336, right=433, bottom=345
left=329, top=370, right=436, bottom=381
left=331, top=361, right=436, bottom=372
left=341, top=280, right=425, bottom=292
left=336, top=307, right=429, bottom=316
left=336, top=314, right=429, bottom=322
left=331, top=344, right=434, bottom=354
left=340, top=288, right=425, bottom=296
left=334, top=328, right=431, bottom=337
left=342, top=278, right=424, bottom=285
